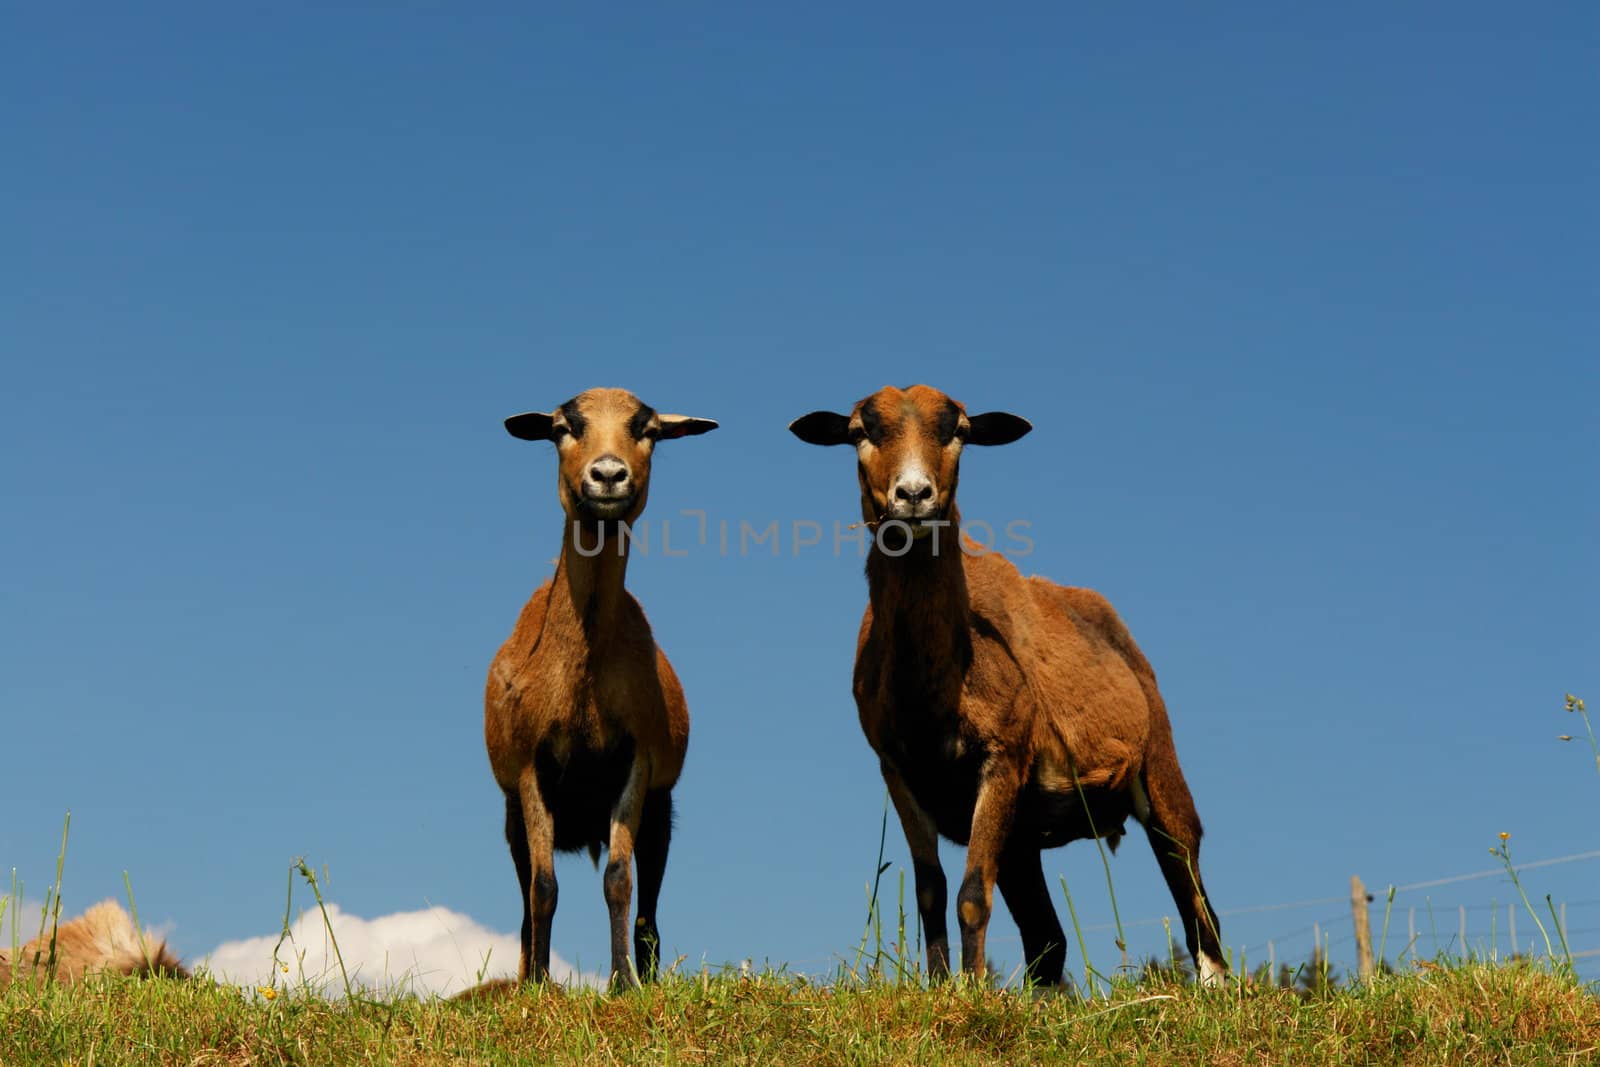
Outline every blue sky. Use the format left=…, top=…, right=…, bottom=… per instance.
left=4, top=4, right=1596, bottom=988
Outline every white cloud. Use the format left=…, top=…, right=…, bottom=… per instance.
left=203, top=903, right=591, bottom=998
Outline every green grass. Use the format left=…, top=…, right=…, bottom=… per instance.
left=1, top=962, right=1597, bottom=1065
left=5, top=691, right=1594, bottom=1064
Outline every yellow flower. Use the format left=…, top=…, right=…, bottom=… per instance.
left=1499, top=832, right=1510, bottom=841
left=258, top=986, right=278, bottom=1001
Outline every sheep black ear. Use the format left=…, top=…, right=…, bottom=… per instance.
left=504, top=411, right=556, bottom=441
left=658, top=415, right=719, bottom=439
left=789, top=411, right=852, bottom=446
left=966, top=412, right=1032, bottom=446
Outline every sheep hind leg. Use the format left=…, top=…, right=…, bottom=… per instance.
left=631, top=789, right=672, bottom=982
left=995, top=845, right=1067, bottom=989
left=1136, top=772, right=1225, bottom=986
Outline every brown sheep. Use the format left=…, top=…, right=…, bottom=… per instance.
left=790, top=384, right=1224, bottom=987
left=485, top=387, right=716, bottom=989
left=0, top=899, right=187, bottom=988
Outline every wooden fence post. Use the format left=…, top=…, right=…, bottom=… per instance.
left=1351, top=875, right=1375, bottom=982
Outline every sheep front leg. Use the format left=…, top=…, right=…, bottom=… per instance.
left=882, top=760, right=949, bottom=980
left=515, top=769, right=559, bottom=983
left=957, top=760, right=1022, bottom=981
left=603, top=756, right=649, bottom=991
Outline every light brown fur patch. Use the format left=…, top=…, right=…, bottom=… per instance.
left=0, top=899, right=187, bottom=988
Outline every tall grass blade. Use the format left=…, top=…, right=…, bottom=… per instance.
left=1064, top=758, right=1127, bottom=968
left=1563, top=694, right=1597, bottom=781
left=1545, top=894, right=1573, bottom=969
left=1376, top=885, right=1396, bottom=974
left=7, top=869, right=17, bottom=984
left=851, top=792, right=892, bottom=984
left=34, top=811, right=71, bottom=981
left=894, top=869, right=909, bottom=986
left=1490, top=838, right=1556, bottom=964
left=296, top=858, right=355, bottom=1002
left=271, top=861, right=296, bottom=988
left=122, top=870, right=154, bottom=975
left=1058, top=874, right=1098, bottom=1000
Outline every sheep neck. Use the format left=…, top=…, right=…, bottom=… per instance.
left=549, top=518, right=633, bottom=643
left=865, top=507, right=971, bottom=667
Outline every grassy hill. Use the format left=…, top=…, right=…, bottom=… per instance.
left=3, top=961, right=1597, bottom=1066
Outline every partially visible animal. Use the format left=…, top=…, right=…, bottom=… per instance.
left=485, top=387, right=716, bottom=988
left=0, top=900, right=187, bottom=988
left=790, top=384, right=1225, bottom=987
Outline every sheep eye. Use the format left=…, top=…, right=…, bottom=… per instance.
left=627, top=403, right=661, bottom=442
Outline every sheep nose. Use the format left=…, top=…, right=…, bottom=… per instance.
left=893, top=477, right=934, bottom=504
left=588, top=455, right=630, bottom=488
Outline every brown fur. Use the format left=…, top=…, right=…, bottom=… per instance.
left=791, top=384, right=1223, bottom=986
left=0, top=899, right=187, bottom=988
left=485, top=388, right=715, bottom=989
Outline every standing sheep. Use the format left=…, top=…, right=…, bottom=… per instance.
left=485, top=387, right=715, bottom=988
left=790, top=384, right=1225, bottom=987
